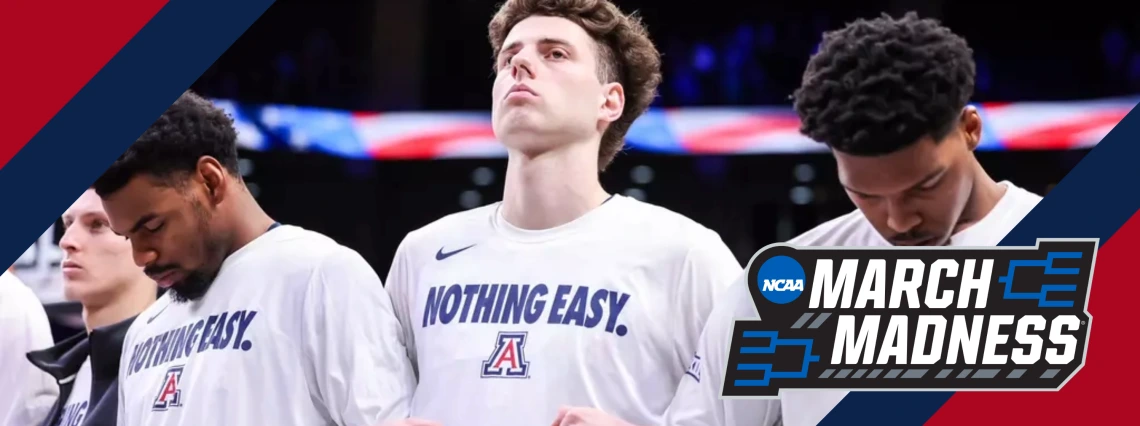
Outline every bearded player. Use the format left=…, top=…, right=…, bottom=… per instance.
left=96, top=91, right=416, bottom=426
left=383, top=1, right=742, bottom=426
left=660, top=13, right=1043, bottom=426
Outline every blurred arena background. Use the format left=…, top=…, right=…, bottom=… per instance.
left=14, top=0, right=1138, bottom=339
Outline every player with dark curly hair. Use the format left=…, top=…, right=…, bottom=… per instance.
left=660, top=13, right=1043, bottom=426
left=382, top=1, right=742, bottom=426
left=95, top=91, right=416, bottom=426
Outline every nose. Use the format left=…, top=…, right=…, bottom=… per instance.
left=59, top=225, right=80, bottom=254
left=885, top=197, right=922, bottom=234
left=509, top=50, right=535, bottom=81
left=131, top=243, right=158, bottom=268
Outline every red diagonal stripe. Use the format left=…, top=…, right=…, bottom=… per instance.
left=1000, top=111, right=1128, bottom=150
left=0, top=0, right=168, bottom=168
left=368, top=124, right=496, bottom=159
left=682, top=115, right=802, bottom=153
left=926, top=210, right=1140, bottom=426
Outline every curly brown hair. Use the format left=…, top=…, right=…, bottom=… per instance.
left=488, top=0, right=662, bottom=171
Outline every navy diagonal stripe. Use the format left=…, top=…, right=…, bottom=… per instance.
left=0, top=0, right=275, bottom=268
left=819, top=104, right=1140, bottom=425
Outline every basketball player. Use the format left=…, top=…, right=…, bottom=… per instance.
left=661, top=13, right=1044, bottom=426
left=95, top=91, right=416, bottom=426
left=0, top=269, right=57, bottom=426
left=383, top=1, right=741, bottom=426
left=25, top=188, right=157, bottom=426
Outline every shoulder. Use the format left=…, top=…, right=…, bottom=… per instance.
left=1004, top=182, right=1044, bottom=215
left=403, top=204, right=496, bottom=247
left=395, top=203, right=498, bottom=262
left=249, top=225, right=371, bottom=272
left=0, top=272, right=48, bottom=323
left=607, top=196, right=731, bottom=256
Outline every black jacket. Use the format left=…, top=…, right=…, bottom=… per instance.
left=26, top=315, right=137, bottom=426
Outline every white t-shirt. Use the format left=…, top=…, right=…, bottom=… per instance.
left=56, top=358, right=92, bottom=426
left=666, top=181, right=1042, bottom=426
left=386, top=195, right=742, bottom=426
left=0, top=271, right=59, bottom=426
left=116, top=225, right=416, bottom=426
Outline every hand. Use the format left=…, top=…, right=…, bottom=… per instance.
left=376, top=418, right=442, bottom=426
left=550, top=406, right=638, bottom=426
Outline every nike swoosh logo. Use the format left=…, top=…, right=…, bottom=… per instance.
left=147, top=302, right=171, bottom=324
left=436, top=244, right=476, bottom=261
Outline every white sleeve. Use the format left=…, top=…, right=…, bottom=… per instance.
left=301, top=249, right=417, bottom=426
left=0, top=275, right=59, bottom=426
left=383, top=237, right=418, bottom=373
left=666, top=277, right=781, bottom=426
left=669, top=230, right=742, bottom=371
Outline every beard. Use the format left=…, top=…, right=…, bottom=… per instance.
left=163, top=199, right=230, bottom=303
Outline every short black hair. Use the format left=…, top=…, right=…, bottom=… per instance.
left=93, top=90, right=240, bottom=197
left=792, top=12, right=975, bottom=156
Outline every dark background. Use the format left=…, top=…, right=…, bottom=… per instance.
left=19, top=0, right=1140, bottom=336
left=188, top=0, right=1137, bottom=273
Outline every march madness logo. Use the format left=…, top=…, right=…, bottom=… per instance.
left=723, top=239, right=1096, bottom=398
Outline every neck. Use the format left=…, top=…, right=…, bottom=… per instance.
left=501, top=141, right=610, bottom=230
left=84, top=278, right=155, bottom=332
left=955, top=160, right=1007, bottom=234
left=225, top=186, right=277, bottom=255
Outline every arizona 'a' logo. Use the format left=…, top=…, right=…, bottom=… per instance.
left=152, top=365, right=185, bottom=411
left=481, top=332, right=530, bottom=379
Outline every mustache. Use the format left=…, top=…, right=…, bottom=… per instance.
left=890, top=232, right=933, bottom=243
left=144, top=264, right=179, bottom=276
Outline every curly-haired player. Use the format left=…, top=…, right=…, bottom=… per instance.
left=663, top=13, right=1043, bottom=426
left=382, top=1, right=741, bottom=426
left=96, top=91, right=416, bottom=426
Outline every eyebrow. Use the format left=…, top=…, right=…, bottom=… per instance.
left=63, top=211, right=104, bottom=225
left=498, top=38, right=573, bottom=58
left=843, top=167, right=947, bottom=197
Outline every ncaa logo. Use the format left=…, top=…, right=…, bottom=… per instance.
left=756, top=255, right=805, bottom=304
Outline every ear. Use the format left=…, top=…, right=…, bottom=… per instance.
left=960, top=106, right=982, bottom=151
left=598, top=82, right=625, bottom=124
left=195, top=156, right=229, bottom=205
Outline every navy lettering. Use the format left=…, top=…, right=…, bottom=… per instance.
left=585, top=289, right=608, bottom=328
left=130, top=310, right=260, bottom=374
left=422, top=286, right=443, bottom=327
left=421, top=283, right=629, bottom=335
left=58, top=400, right=87, bottom=426
left=491, top=283, right=509, bottom=321
left=524, top=284, right=548, bottom=323
left=232, top=310, right=257, bottom=351
left=472, top=284, right=498, bottom=323
left=185, top=320, right=204, bottom=358
left=459, top=285, right=480, bottom=322
left=197, top=315, right=219, bottom=353
left=605, top=291, right=631, bottom=336
left=547, top=285, right=574, bottom=324
left=439, top=285, right=462, bottom=323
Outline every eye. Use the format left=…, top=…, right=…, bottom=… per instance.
left=918, top=178, right=942, bottom=191
left=90, top=220, right=108, bottom=231
left=548, top=49, right=568, bottom=60
left=499, top=54, right=514, bottom=69
left=144, top=221, right=165, bottom=233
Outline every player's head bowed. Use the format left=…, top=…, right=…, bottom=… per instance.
left=487, top=0, right=662, bottom=171
left=93, top=90, right=243, bottom=303
left=792, top=12, right=986, bottom=247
